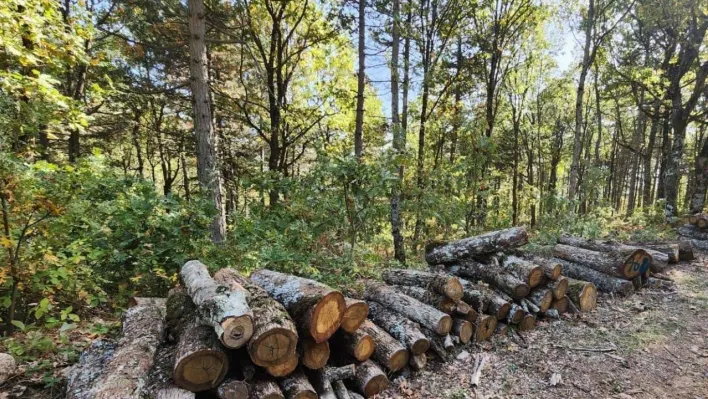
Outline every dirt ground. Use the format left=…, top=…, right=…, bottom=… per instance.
left=380, top=256, right=708, bottom=399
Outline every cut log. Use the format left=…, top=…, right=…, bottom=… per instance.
left=358, top=320, right=409, bottom=372
left=627, top=242, right=680, bottom=263
left=425, top=227, right=529, bottom=264
left=547, top=277, right=568, bottom=300
left=552, top=244, right=650, bottom=279
left=408, top=353, right=427, bottom=370
left=391, top=285, right=468, bottom=315
left=526, top=288, right=553, bottom=313
left=551, top=296, right=569, bottom=314
left=447, top=261, right=530, bottom=299
left=66, top=340, right=116, bottom=399
left=181, top=261, right=254, bottom=348
left=300, top=337, right=330, bottom=370
left=216, top=378, right=249, bottom=399
left=174, top=321, right=229, bottom=392
left=381, top=269, right=463, bottom=300
left=518, top=253, right=562, bottom=280
left=213, top=269, right=298, bottom=367
left=452, top=318, right=473, bottom=344
left=554, top=258, right=634, bottom=296
left=250, top=269, right=345, bottom=343
left=421, top=328, right=453, bottom=362
left=141, top=344, right=196, bottom=399
left=341, top=298, right=369, bottom=333
left=566, top=278, right=597, bottom=311
left=486, top=294, right=511, bottom=320
left=678, top=224, right=708, bottom=240
left=494, top=322, right=508, bottom=336
left=506, top=303, right=524, bottom=324
left=266, top=353, right=298, bottom=377
left=518, top=313, right=535, bottom=332
left=250, top=378, right=284, bottom=399
left=89, top=304, right=165, bottom=399
left=677, top=240, right=695, bottom=261
left=689, top=238, right=708, bottom=251
left=128, top=297, right=167, bottom=309
left=520, top=298, right=540, bottom=314
left=278, top=369, right=317, bottom=399
left=324, top=365, right=356, bottom=382
left=331, top=329, right=375, bottom=362
left=493, top=254, right=545, bottom=288
left=308, top=369, right=337, bottom=399
left=352, top=360, right=389, bottom=398
left=473, top=314, right=497, bottom=342
left=364, top=281, right=452, bottom=335
left=558, top=235, right=667, bottom=273
left=332, top=381, right=350, bottom=399
left=366, top=301, right=429, bottom=355
left=457, top=278, right=490, bottom=312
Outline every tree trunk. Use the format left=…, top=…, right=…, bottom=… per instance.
left=354, top=0, right=366, bottom=160
left=300, top=337, right=330, bottom=370
left=352, top=360, right=389, bottom=398
left=391, top=285, right=467, bottom=316
left=180, top=261, right=253, bottom=348
left=552, top=244, right=650, bottom=279
left=278, top=370, right=317, bottom=399
left=341, top=298, right=369, bottom=333
left=566, top=279, right=597, bottom=312
left=425, top=227, right=529, bottom=264
left=558, top=235, right=667, bottom=273
left=65, top=340, right=116, bottom=399
left=364, top=281, right=452, bottom=335
left=446, top=261, right=530, bottom=299
left=366, top=301, right=429, bottom=355
left=381, top=269, right=463, bottom=300
left=358, top=320, right=409, bottom=372
left=690, top=135, right=708, bottom=213
left=554, top=258, right=634, bottom=296
left=212, top=269, right=297, bottom=367
left=250, top=269, right=345, bottom=343
left=331, top=329, right=375, bottom=362
left=173, top=311, right=229, bottom=392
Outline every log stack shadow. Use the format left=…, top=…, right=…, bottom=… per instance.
left=65, top=227, right=692, bottom=399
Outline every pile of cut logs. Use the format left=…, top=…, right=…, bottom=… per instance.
left=65, top=227, right=693, bottom=399
left=678, top=215, right=708, bottom=251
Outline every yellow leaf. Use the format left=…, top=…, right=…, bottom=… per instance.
left=0, top=236, right=13, bottom=249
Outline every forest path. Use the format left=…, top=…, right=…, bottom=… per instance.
left=382, top=256, right=708, bottom=399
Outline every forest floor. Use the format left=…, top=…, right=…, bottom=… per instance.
left=381, top=255, right=708, bottom=399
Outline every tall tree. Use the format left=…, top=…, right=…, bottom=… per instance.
left=354, top=0, right=366, bottom=160
left=390, top=0, right=405, bottom=262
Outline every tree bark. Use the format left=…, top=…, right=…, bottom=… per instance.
left=354, top=0, right=366, bottom=160
left=353, top=360, right=389, bottom=398
left=250, top=378, right=284, bottom=399
left=527, top=289, right=553, bottom=313
left=381, top=269, right=463, bottom=300
left=358, top=320, right=409, bottom=372
left=141, top=344, right=196, bottom=399
left=181, top=261, right=253, bottom=348
left=457, top=278, right=490, bottom=313
left=187, top=0, right=225, bottom=242
left=341, top=298, right=369, bottom=333
left=66, top=340, right=116, bottom=399
left=486, top=294, right=511, bottom=321
left=364, top=281, right=452, bottom=335
left=331, top=329, right=375, bottom=362
left=446, top=261, right=530, bottom=299
left=552, top=244, right=650, bottom=279
left=518, top=253, right=561, bottom=280
left=492, top=254, right=545, bottom=288
left=452, top=318, right=473, bottom=344
left=278, top=369, right=317, bottom=399
left=558, top=234, right=668, bottom=273
left=366, top=301, right=429, bottom=355
left=691, top=135, right=708, bottom=213
left=425, top=227, right=528, bottom=264
left=391, top=285, right=466, bottom=316
left=173, top=319, right=229, bottom=392
left=216, top=378, right=249, bottom=399
left=250, top=269, right=345, bottom=343
left=554, top=258, right=634, bottom=296
left=213, top=269, right=297, bottom=367
left=506, top=303, right=524, bottom=324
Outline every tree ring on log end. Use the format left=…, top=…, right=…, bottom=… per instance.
left=302, top=339, right=330, bottom=369
left=390, top=349, right=410, bottom=372
left=436, top=314, right=453, bottom=335
left=311, top=292, right=346, bottom=342
left=341, top=302, right=369, bottom=333
left=363, top=375, right=389, bottom=398
left=174, top=350, right=228, bottom=392
left=475, top=316, right=497, bottom=342
left=514, top=283, right=530, bottom=299
left=444, top=278, right=464, bottom=301
left=527, top=266, right=545, bottom=288
left=621, top=249, right=651, bottom=279
left=578, top=284, right=598, bottom=311
left=553, top=277, right=568, bottom=300
left=222, top=315, right=254, bottom=349
left=411, top=337, right=430, bottom=355
left=495, top=302, right=511, bottom=320
left=457, top=321, right=473, bottom=343
left=354, top=335, right=375, bottom=361
left=549, top=263, right=562, bottom=279
left=519, top=314, right=535, bottom=331
left=265, top=354, right=298, bottom=377
left=251, top=328, right=298, bottom=367
left=538, top=290, right=553, bottom=313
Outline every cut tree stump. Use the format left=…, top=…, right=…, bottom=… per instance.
left=65, top=340, right=116, bottom=399
left=358, top=320, right=409, bottom=372
left=447, top=261, right=530, bottom=299
left=352, top=360, right=388, bottom=398
left=554, top=258, right=634, bottom=296
left=300, top=337, right=330, bottom=370
left=278, top=369, right=317, bottom=399
left=181, top=261, right=254, bottom=348
left=250, top=378, right=284, bottom=399
left=552, top=244, right=650, bottom=279
left=266, top=353, right=298, bottom=377
left=216, top=378, right=249, bottom=399
left=250, top=269, right=345, bottom=343
left=381, top=269, right=463, bottom=300
left=547, top=277, right=569, bottom=300
left=493, top=254, right=545, bottom=288
left=213, top=269, right=298, bottom=367
left=331, top=329, right=375, bottom=362
left=366, top=301, right=429, bottom=355
left=558, top=235, right=666, bottom=273
left=527, top=288, right=553, bottom=313
left=452, top=318, right=474, bottom=344
left=425, top=227, right=528, bottom=264
left=341, top=298, right=369, bottom=333
left=364, top=281, right=452, bottom=335
left=89, top=303, right=165, bottom=398
left=566, top=278, right=597, bottom=311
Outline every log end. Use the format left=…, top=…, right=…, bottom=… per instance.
left=445, top=277, right=464, bottom=301
left=389, top=348, right=410, bottom=372
left=221, top=314, right=255, bottom=349
left=302, top=339, right=330, bottom=370
left=518, top=314, right=536, bottom=331
left=550, top=263, right=562, bottom=280
left=436, top=314, right=453, bottom=335
left=578, top=283, right=598, bottom=312
left=475, top=315, right=497, bottom=342
left=495, top=302, right=511, bottom=320
left=528, top=266, right=545, bottom=288
left=411, top=336, right=430, bottom=355
left=362, top=374, right=388, bottom=398
left=554, top=277, right=569, bottom=300
left=510, top=307, right=524, bottom=324
left=354, top=334, right=376, bottom=362
left=621, top=249, right=652, bottom=279
left=456, top=320, right=474, bottom=344
left=266, top=354, right=298, bottom=377
left=538, top=290, right=553, bottom=313
left=173, top=349, right=229, bottom=392
left=250, top=327, right=298, bottom=367
left=513, top=283, right=530, bottom=299
left=217, top=378, right=249, bottom=399
left=552, top=296, right=569, bottom=314
left=311, top=291, right=346, bottom=343
left=341, top=300, right=369, bottom=333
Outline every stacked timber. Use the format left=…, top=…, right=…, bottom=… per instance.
left=678, top=223, right=708, bottom=252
